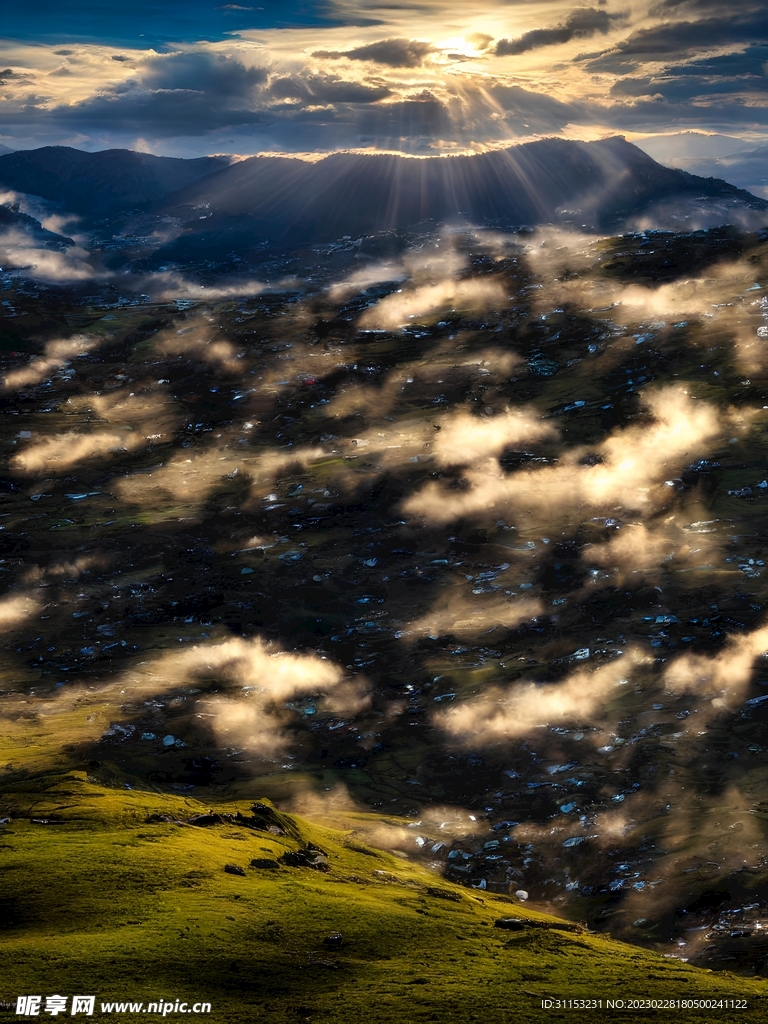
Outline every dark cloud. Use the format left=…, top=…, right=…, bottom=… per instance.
left=269, top=74, right=391, bottom=104
left=597, top=12, right=768, bottom=61
left=313, top=38, right=434, bottom=67
left=486, top=84, right=579, bottom=133
left=188, top=93, right=457, bottom=153
left=0, top=68, right=33, bottom=86
left=32, top=52, right=270, bottom=136
left=610, top=73, right=767, bottom=103
left=51, top=91, right=269, bottom=135
left=665, top=45, right=768, bottom=77
left=247, top=83, right=577, bottom=151
left=590, top=32, right=768, bottom=111
left=355, top=84, right=577, bottom=145
left=576, top=50, right=644, bottom=73
left=0, top=53, right=396, bottom=144
left=592, top=93, right=768, bottom=133
left=495, top=8, right=616, bottom=57
left=650, top=0, right=759, bottom=12
left=140, top=51, right=267, bottom=96
left=355, top=95, right=453, bottom=140
left=609, top=77, right=666, bottom=99
left=582, top=8, right=768, bottom=73
left=5, top=18, right=768, bottom=155
left=608, top=44, right=768, bottom=104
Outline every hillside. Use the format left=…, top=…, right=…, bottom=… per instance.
left=0, top=138, right=765, bottom=242
left=2, top=776, right=767, bottom=1023
left=156, top=136, right=767, bottom=240
left=0, top=147, right=231, bottom=216
left=0, top=202, right=73, bottom=245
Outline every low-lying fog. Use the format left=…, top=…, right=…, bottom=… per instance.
left=3, top=218, right=768, bottom=973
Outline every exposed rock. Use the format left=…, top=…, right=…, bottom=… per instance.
left=494, top=916, right=581, bottom=933
left=279, top=848, right=330, bottom=872
left=250, top=858, right=280, bottom=870
left=425, top=886, right=462, bottom=902
left=187, top=813, right=225, bottom=827
left=495, top=917, right=526, bottom=931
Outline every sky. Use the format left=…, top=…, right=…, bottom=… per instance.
left=1, top=0, right=768, bottom=188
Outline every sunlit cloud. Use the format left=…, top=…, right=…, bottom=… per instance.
left=119, top=636, right=368, bottom=757
left=11, top=385, right=183, bottom=475
left=663, top=623, right=768, bottom=709
left=81, top=388, right=182, bottom=436
left=3, top=335, right=98, bottom=390
left=404, top=388, right=727, bottom=524
left=434, top=648, right=651, bottom=746
left=284, top=782, right=482, bottom=857
left=45, top=555, right=109, bottom=578
left=142, top=271, right=287, bottom=302
left=152, top=317, right=244, bottom=371
left=358, top=277, right=508, bottom=329
left=0, top=189, right=81, bottom=236
left=527, top=250, right=768, bottom=380
left=11, top=429, right=146, bottom=475
left=582, top=517, right=724, bottom=583
left=405, top=591, right=543, bottom=639
left=495, top=7, right=619, bottom=57
left=0, top=236, right=103, bottom=284
left=326, top=260, right=407, bottom=301
left=432, top=406, right=557, bottom=468
left=0, top=593, right=40, bottom=631
left=313, top=38, right=436, bottom=68
left=115, top=441, right=325, bottom=509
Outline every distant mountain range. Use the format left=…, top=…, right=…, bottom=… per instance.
left=634, top=132, right=768, bottom=200
left=679, top=145, right=768, bottom=199
left=0, top=137, right=766, bottom=248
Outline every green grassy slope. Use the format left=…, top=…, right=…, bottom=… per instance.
left=2, top=774, right=767, bottom=1023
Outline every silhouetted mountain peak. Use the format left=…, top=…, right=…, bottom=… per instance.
left=159, top=136, right=768, bottom=242
left=0, top=138, right=765, bottom=245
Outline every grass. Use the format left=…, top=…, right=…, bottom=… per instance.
left=2, top=774, right=768, bottom=1023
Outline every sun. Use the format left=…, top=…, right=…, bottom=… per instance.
left=433, top=33, right=495, bottom=60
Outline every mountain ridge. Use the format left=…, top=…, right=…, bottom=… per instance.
left=0, top=137, right=765, bottom=242
left=0, top=146, right=231, bottom=216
